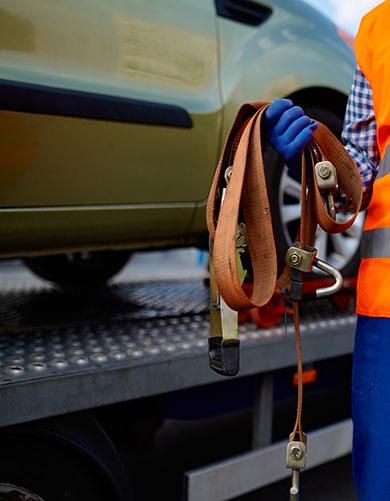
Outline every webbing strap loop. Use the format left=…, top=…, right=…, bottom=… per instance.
left=207, top=102, right=362, bottom=311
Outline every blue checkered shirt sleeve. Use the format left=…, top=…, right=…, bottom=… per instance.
left=341, top=65, right=379, bottom=210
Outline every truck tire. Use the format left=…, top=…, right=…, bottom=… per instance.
left=0, top=414, right=133, bottom=501
left=23, top=250, right=131, bottom=288
left=264, top=106, right=364, bottom=279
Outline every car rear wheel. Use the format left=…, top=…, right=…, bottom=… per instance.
left=264, top=106, right=364, bottom=278
left=23, top=250, right=131, bottom=288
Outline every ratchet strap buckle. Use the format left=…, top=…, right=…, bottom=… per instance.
left=208, top=167, right=247, bottom=377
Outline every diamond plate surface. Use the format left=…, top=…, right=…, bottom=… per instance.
left=0, top=280, right=210, bottom=332
left=0, top=280, right=210, bottom=381
left=0, top=278, right=356, bottom=387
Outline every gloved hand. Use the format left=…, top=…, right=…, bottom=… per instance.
left=264, top=99, right=318, bottom=179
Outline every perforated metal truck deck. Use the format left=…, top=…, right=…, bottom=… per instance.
left=0, top=274, right=356, bottom=428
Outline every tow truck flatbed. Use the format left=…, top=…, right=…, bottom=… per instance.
left=0, top=276, right=356, bottom=429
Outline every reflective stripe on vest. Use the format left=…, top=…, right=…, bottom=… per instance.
left=361, top=229, right=390, bottom=258
left=354, top=3, right=390, bottom=317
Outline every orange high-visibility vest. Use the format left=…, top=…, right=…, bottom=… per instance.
left=355, top=0, right=390, bottom=317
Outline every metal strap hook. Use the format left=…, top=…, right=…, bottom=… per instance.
left=312, top=257, right=343, bottom=297
left=286, top=243, right=343, bottom=298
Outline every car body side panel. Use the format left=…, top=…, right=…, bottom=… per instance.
left=0, top=109, right=219, bottom=206
left=0, top=0, right=222, bottom=255
left=0, top=205, right=195, bottom=258
left=189, top=1, right=356, bottom=236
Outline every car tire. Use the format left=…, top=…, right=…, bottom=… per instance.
left=23, top=250, right=131, bottom=287
left=263, top=105, right=364, bottom=278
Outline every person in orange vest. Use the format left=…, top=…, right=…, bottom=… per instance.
left=264, top=2, right=390, bottom=498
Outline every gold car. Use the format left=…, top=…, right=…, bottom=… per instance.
left=0, top=0, right=361, bottom=285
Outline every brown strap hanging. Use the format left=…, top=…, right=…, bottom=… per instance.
left=206, top=100, right=362, bottom=442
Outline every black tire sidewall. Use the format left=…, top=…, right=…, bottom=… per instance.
left=23, top=250, right=131, bottom=287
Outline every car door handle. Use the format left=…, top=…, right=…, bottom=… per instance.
left=215, top=0, right=272, bottom=26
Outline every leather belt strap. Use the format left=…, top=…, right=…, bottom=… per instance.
left=206, top=101, right=362, bottom=441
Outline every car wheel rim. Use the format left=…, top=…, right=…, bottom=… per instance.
left=279, top=168, right=365, bottom=271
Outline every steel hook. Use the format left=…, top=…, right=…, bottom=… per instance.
left=312, top=257, right=343, bottom=297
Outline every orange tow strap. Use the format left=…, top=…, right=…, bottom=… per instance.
left=206, top=101, right=362, bottom=442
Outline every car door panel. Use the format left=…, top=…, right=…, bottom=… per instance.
left=0, top=0, right=222, bottom=253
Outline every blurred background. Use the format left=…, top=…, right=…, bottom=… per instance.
left=305, top=0, right=382, bottom=34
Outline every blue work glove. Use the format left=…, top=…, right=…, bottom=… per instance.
left=264, top=99, right=318, bottom=179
